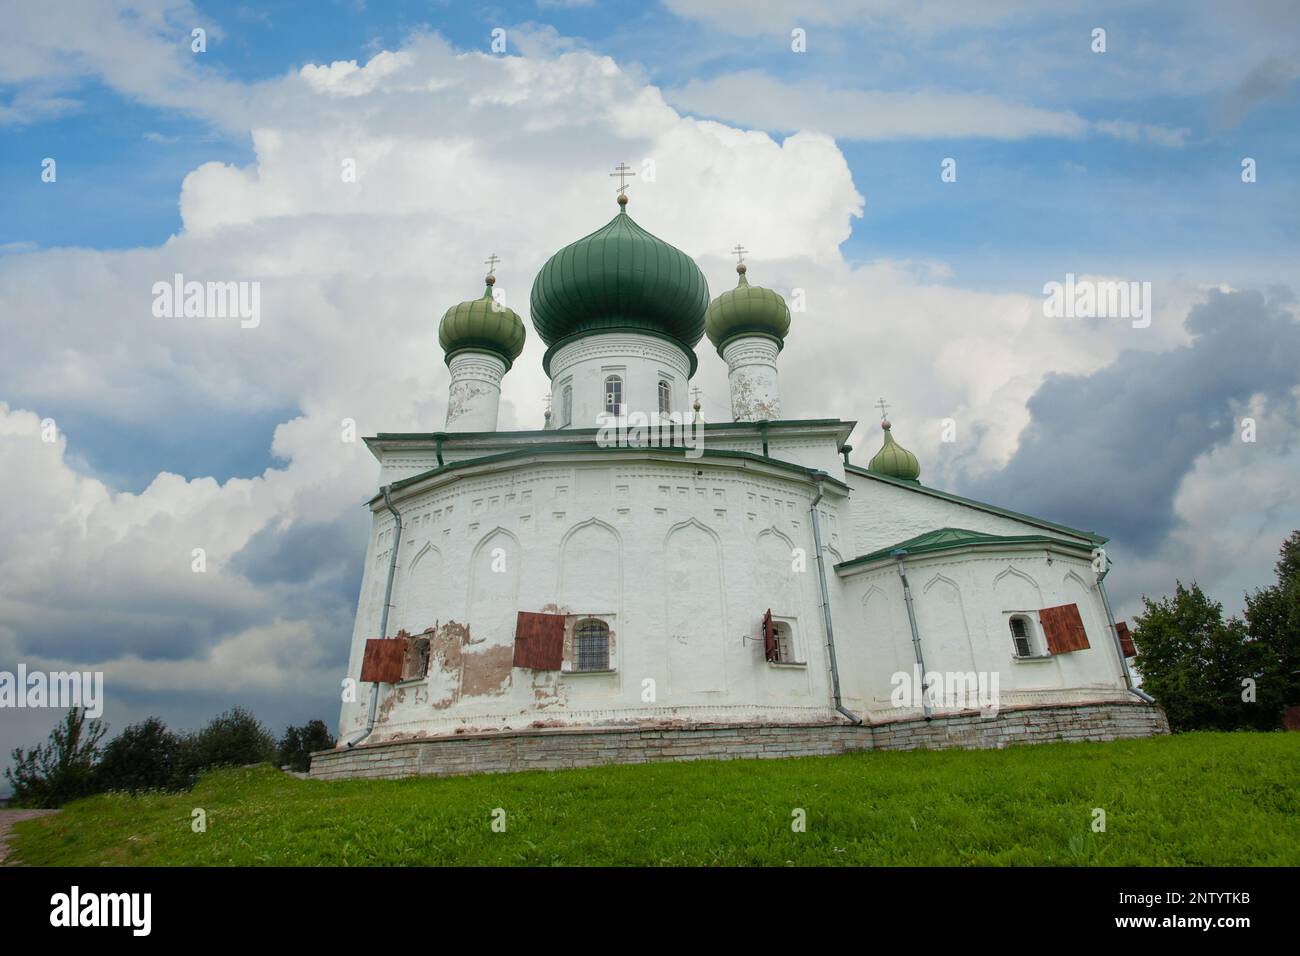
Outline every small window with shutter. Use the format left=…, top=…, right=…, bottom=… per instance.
left=1115, top=620, right=1136, bottom=657
left=762, top=610, right=800, bottom=664
left=360, top=637, right=406, bottom=684
left=1009, top=615, right=1035, bottom=658
left=573, top=618, right=611, bottom=671
left=763, top=609, right=777, bottom=662
left=1038, top=603, right=1091, bottom=655
left=773, top=622, right=796, bottom=662
left=513, top=611, right=565, bottom=670
left=401, top=629, right=432, bottom=681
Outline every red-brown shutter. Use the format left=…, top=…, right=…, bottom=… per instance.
left=762, top=608, right=777, bottom=662
left=1039, top=603, right=1091, bottom=655
left=513, top=611, right=565, bottom=670
left=360, top=638, right=405, bottom=683
left=1115, top=620, right=1136, bottom=657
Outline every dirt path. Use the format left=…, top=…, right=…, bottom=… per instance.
left=0, top=809, right=59, bottom=865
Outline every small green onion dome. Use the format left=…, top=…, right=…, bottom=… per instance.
left=438, top=274, right=526, bottom=370
left=529, top=195, right=710, bottom=350
left=705, top=263, right=791, bottom=353
left=867, top=420, right=921, bottom=482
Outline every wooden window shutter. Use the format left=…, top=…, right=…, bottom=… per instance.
left=361, top=637, right=406, bottom=683
left=513, top=611, right=565, bottom=670
left=1039, top=603, right=1091, bottom=655
left=1115, top=620, right=1136, bottom=658
left=763, top=608, right=777, bottom=662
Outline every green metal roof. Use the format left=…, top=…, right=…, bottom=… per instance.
left=835, top=526, right=1096, bottom=572
left=844, top=462, right=1108, bottom=545
left=866, top=422, right=920, bottom=481
left=529, top=202, right=710, bottom=349
left=437, top=280, right=526, bottom=369
left=705, top=266, right=791, bottom=354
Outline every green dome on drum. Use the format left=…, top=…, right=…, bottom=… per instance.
left=705, top=263, right=791, bottom=353
left=438, top=274, right=526, bottom=370
left=529, top=196, right=710, bottom=350
left=867, top=420, right=921, bottom=482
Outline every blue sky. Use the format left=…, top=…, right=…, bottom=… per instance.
left=1, top=0, right=1298, bottom=788
left=6, top=1, right=1297, bottom=276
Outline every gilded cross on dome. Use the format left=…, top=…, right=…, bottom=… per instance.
left=610, top=162, right=636, bottom=200
left=875, top=397, right=891, bottom=421
left=732, top=244, right=748, bottom=266
left=484, top=253, right=500, bottom=276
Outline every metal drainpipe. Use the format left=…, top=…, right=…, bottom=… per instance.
left=346, top=484, right=403, bottom=748
left=810, top=474, right=862, bottom=725
left=895, top=551, right=933, bottom=720
left=1096, top=555, right=1156, bottom=704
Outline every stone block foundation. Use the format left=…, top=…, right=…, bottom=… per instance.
left=309, top=700, right=1169, bottom=782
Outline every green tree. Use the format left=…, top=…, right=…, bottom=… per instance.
left=174, top=706, right=277, bottom=786
left=4, top=708, right=107, bottom=808
left=96, top=717, right=179, bottom=794
left=277, top=719, right=337, bottom=772
left=1244, top=530, right=1300, bottom=725
left=1132, top=582, right=1270, bottom=732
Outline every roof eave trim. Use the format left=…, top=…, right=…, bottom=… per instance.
left=834, top=536, right=1098, bottom=576
left=366, top=444, right=851, bottom=507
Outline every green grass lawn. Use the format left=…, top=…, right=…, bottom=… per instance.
left=10, top=732, right=1298, bottom=866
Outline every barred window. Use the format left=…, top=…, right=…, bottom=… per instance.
left=658, top=379, right=671, bottom=414
left=560, top=385, right=573, bottom=427
left=604, top=375, right=623, bottom=416
left=574, top=618, right=610, bottom=671
left=1009, top=615, right=1034, bottom=658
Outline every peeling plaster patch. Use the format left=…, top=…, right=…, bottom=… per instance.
left=531, top=670, right=566, bottom=709
left=461, top=644, right=514, bottom=698
left=446, top=381, right=492, bottom=425
left=407, top=619, right=514, bottom=705
left=730, top=372, right=779, bottom=421
left=426, top=621, right=468, bottom=709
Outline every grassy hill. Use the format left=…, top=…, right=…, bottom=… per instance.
left=9, top=732, right=1298, bottom=866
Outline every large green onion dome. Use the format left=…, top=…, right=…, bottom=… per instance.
left=438, top=273, right=526, bottom=370
left=867, top=419, right=921, bottom=482
left=705, top=262, right=791, bottom=353
left=529, top=195, right=710, bottom=352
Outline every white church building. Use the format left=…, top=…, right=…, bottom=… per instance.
left=314, top=186, right=1167, bottom=781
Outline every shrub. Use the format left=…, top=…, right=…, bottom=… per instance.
left=277, top=720, right=337, bottom=772
left=4, top=708, right=106, bottom=808
left=175, top=707, right=277, bottom=785
left=95, top=717, right=179, bottom=794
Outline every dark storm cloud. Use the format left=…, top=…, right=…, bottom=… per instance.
left=961, top=287, right=1300, bottom=552
left=6, top=513, right=367, bottom=666
left=231, top=512, right=368, bottom=594
left=14, top=603, right=251, bottom=664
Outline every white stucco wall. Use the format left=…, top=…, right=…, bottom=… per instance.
left=842, top=469, right=1097, bottom=555
left=833, top=549, right=1130, bottom=722
left=339, top=452, right=848, bottom=741
left=444, top=351, right=506, bottom=432
left=721, top=335, right=781, bottom=421
left=547, top=332, right=692, bottom=429
left=339, top=423, right=1128, bottom=741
